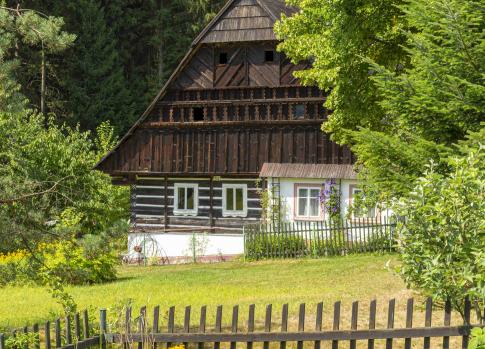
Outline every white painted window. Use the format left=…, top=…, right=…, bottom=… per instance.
left=351, top=187, right=376, bottom=219
left=174, top=183, right=198, bottom=216
left=222, top=184, right=247, bottom=217
left=295, top=185, right=321, bottom=219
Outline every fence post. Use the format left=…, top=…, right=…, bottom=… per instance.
left=0, top=333, right=5, bottom=349
left=100, top=309, right=107, bottom=349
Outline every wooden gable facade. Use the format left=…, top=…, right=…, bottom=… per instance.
left=96, top=0, right=355, bottom=233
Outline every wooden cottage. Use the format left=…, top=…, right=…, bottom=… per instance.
left=96, top=0, right=363, bottom=246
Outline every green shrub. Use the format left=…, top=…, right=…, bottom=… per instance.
left=245, top=233, right=306, bottom=259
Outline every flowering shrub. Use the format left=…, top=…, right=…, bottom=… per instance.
left=0, top=240, right=117, bottom=286
left=319, top=179, right=341, bottom=222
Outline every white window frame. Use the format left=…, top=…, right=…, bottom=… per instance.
left=294, top=184, right=323, bottom=220
left=222, top=184, right=248, bottom=217
left=350, top=186, right=377, bottom=220
left=174, top=183, right=198, bottom=216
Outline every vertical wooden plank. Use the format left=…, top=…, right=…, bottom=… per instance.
left=45, top=321, right=51, bottom=349
left=74, top=313, right=81, bottom=341
left=264, top=304, right=272, bottom=349
left=65, top=315, right=72, bottom=345
left=83, top=310, right=89, bottom=339
left=443, top=300, right=451, bottom=349
left=153, top=306, right=160, bottom=349
left=198, top=306, right=207, bottom=349
left=125, top=306, right=132, bottom=349
left=350, top=301, right=359, bottom=349
left=280, top=304, right=288, bottom=349
left=138, top=306, right=147, bottom=349
left=33, top=324, right=40, bottom=349
left=404, top=298, right=414, bottom=349
left=214, top=305, right=222, bottom=349
left=100, top=309, right=107, bottom=349
left=0, top=334, right=4, bottom=349
left=385, top=299, right=395, bottom=349
left=247, top=304, right=255, bottom=349
left=314, top=302, right=323, bottom=349
left=462, top=298, right=471, bottom=349
left=167, top=306, right=175, bottom=349
left=297, top=303, right=305, bottom=349
left=368, top=300, right=377, bottom=349
left=55, top=319, right=61, bottom=349
left=423, top=297, right=432, bottom=349
left=332, top=301, right=341, bottom=349
left=230, top=306, right=239, bottom=349
left=183, top=306, right=191, bottom=349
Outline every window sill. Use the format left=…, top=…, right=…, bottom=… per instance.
left=222, top=211, right=248, bottom=218
left=173, top=211, right=198, bottom=217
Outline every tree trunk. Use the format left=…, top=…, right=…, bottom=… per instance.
left=40, top=46, right=46, bottom=114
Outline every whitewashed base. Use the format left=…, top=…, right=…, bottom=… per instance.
left=126, top=233, right=244, bottom=264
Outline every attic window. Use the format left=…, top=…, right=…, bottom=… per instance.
left=219, top=52, right=228, bottom=65
left=264, top=50, right=274, bottom=62
left=294, top=104, right=305, bottom=119
left=193, top=107, right=205, bottom=122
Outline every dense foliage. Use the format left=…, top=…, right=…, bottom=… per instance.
left=4, top=0, right=225, bottom=134
left=276, top=0, right=484, bottom=200
left=0, top=4, right=129, bottom=292
left=395, top=129, right=485, bottom=316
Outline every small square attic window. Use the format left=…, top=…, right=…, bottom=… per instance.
left=264, top=50, right=274, bottom=62
left=294, top=104, right=305, bottom=119
left=219, top=52, right=228, bottom=65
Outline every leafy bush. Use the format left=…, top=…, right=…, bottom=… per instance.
left=245, top=233, right=306, bottom=259
left=394, top=130, right=485, bottom=317
left=469, top=328, right=485, bottom=349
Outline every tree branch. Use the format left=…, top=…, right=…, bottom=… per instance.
left=0, top=176, right=73, bottom=205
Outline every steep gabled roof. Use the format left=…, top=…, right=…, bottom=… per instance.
left=96, top=0, right=296, bottom=171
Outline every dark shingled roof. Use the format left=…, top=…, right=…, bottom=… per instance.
left=260, top=163, right=358, bottom=179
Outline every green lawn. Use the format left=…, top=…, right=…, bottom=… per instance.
left=1, top=254, right=420, bottom=331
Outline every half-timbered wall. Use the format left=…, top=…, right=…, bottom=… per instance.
left=131, top=177, right=261, bottom=232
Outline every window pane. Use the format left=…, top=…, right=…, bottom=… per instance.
left=298, top=188, right=308, bottom=199
left=235, top=188, right=244, bottom=211
left=186, top=187, right=194, bottom=210
left=310, top=189, right=320, bottom=198
left=226, top=188, right=234, bottom=210
left=309, top=198, right=319, bottom=217
left=298, top=197, right=308, bottom=216
left=177, top=187, right=185, bottom=209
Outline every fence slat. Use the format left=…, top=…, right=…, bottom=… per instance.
left=443, top=300, right=451, bottom=349
left=332, top=301, right=340, bottom=349
left=74, top=313, right=81, bottom=341
left=198, top=306, right=207, bottom=349
left=153, top=306, right=160, bottom=349
left=247, top=304, right=255, bottom=349
left=462, top=298, right=471, bottom=349
left=297, top=303, right=305, bottom=349
left=263, top=304, right=272, bottom=349
left=350, top=301, right=359, bottom=349
left=83, top=310, right=89, bottom=339
left=166, top=306, right=175, bottom=349
left=314, top=302, right=323, bottom=349
left=55, top=319, right=61, bottom=349
left=45, top=321, right=51, bottom=349
left=65, top=316, right=72, bottom=345
left=138, top=306, right=147, bottom=349
left=33, top=324, right=40, bottom=349
left=423, top=298, right=432, bottom=349
left=404, top=298, right=414, bottom=349
left=368, top=300, right=376, bottom=349
left=386, top=299, right=395, bottom=349
left=184, top=306, right=191, bottom=349
left=280, top=304, right=288, bottom=349
left=0, top=333, right=4, bottom=349
left=230, top=306, right=239, bottom=349
left=214, top=305, right=222, bottom=349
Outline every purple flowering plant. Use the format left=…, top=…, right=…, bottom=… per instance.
left=319, top=179, right=341, bottom=222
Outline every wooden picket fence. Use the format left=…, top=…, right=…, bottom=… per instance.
left=1, top=298, right=484, bottom=349
left=244, top=217, right=397, bottom=260
left=0, top=310, right=100, bottom=349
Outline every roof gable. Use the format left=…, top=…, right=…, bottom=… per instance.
left=95, top=0, right=296, bottom=171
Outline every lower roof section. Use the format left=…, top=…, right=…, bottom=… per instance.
left=259, top=163, right=358, bottom=180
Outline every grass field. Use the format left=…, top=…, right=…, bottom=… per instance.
left=0, top=254, right=424, bottom=331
